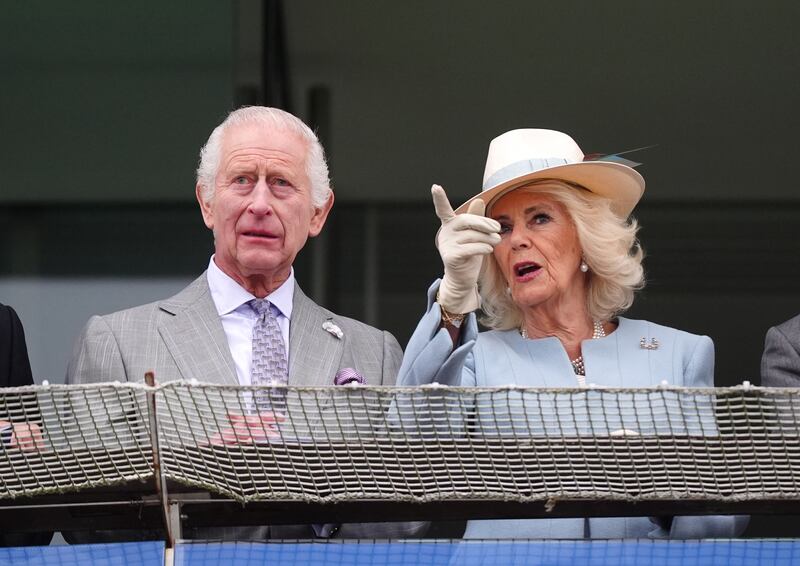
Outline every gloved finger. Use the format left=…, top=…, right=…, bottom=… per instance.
left=431, top=184, right=455, bottom=222
left=466, top=198, right=486, bottom=216
left=448, top=242, right=496, bottom=260
left=449, top=214, right=501, bottom=234
left=454, top=231, right=502, bottom=246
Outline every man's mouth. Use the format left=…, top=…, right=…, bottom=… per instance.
left=514, top=262, right=542, bottom=278
left=242, top=230, right=277, bottom=239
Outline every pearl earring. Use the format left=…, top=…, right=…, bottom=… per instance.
left=580, top=260, right=589, bottom=273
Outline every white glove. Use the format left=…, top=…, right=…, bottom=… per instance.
left=432, top=184, right=501, bottom=314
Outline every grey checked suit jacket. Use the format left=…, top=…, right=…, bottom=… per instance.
left=761, top=314, right=800, bottom=387
left=65, top=273, right=426, bottom=541
left=67, top=273, right=401, bottom=388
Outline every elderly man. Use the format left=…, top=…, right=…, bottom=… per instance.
left=66, top=106, right=423, bottom=540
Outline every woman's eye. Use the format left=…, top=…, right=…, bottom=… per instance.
left=532, top=213, right=551, bottom=225
left=498, top=223, right=512, bottom=235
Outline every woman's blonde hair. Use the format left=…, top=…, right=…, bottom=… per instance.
left=479, top=180, right=645, bottom=330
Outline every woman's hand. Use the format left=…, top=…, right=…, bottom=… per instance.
left=432, top=184, right=501, bottom=314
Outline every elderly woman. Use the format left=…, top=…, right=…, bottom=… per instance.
left=397, top=129, right=747, bottom=539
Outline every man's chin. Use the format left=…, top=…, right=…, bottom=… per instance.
left=215, top=251, right=291, bottom=283
left=237, top=253, right=292, bottom=278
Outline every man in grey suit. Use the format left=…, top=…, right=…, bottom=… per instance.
left=761, top=314, right=800, bottom=386
left=66, top=106, right=424, bottom=540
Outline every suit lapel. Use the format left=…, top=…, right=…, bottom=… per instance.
left=157, top=274, right=238, bottom=385
left=289, top=284, right=344, bottom=387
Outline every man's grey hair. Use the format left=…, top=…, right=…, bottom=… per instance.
left=479, top=180, right=645, bottom=329
left=196, top=106, right=331, bottom=207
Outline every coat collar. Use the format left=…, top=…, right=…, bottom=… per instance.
left=508, top=317, right=636, bottom=387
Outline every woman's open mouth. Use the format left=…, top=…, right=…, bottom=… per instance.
left=513, top=261, right=542, bottom=281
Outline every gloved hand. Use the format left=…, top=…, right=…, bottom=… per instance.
left=432, top=184, right=501, bottom=314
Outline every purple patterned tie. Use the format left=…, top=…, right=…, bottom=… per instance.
left=249, top=299, right=288, bottom=411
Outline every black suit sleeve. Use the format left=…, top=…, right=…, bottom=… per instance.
left=1, top=305, right=36, bottom=425
left=0, top=305, right=33, bottom=387
left=0, top=305, right=52, bottom=546
left=0, top=304, right=35, bottom=387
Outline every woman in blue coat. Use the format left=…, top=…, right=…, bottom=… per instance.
left=398, top=128, right=747, bottom=539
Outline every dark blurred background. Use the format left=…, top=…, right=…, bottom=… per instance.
left=3, top=0, right=800, bottom=384
left=1, top=0, right=799, bottom=539
left=4, top=1, right=799, bottom=387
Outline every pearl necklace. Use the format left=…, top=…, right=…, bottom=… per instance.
left=520, top=320, right=606, bottom=377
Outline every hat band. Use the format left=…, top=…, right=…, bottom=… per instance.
left=483, top=157, right=570, bottom=191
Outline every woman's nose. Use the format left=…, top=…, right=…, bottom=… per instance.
left=509, top=226, right=531, bottom=250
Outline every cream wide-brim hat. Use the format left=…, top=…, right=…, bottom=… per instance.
left=455, top=129, right=645, bottom=218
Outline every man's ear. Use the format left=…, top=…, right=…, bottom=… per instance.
left=308, top=191, right=335, bottom=237
left=196, top=184, right=214, bottom=229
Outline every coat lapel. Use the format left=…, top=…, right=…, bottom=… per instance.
left=519, top=335, right=582, bottom=387
left=288, top=284, right=344, bottom=387
left=157, top=274, right=238, bottom=385
left=582, top=331, right=623, bottom=387
left=584, top=318, right=657, bottom=388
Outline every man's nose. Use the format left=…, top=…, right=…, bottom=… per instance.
left=248, top=179, right=273, bottom=215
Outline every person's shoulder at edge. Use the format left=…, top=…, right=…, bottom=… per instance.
left=0, top=303, right=25, bottom=338
left=770, top=313, right=800, bottom=336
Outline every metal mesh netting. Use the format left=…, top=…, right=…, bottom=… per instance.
left=1, top=383, right=799, bottom=504
left=0, top=383, right=153, bottom=496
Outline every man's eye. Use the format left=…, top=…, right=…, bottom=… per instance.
left=273, top=178, right=290, bottom=187
left=234, top=176, right=249, bottom=185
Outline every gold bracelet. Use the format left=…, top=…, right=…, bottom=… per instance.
left=441, top=311, right=465, bottom=328
left=436, top=291, right=467, bottom=327
left=439, top=306, right=465, bottom=328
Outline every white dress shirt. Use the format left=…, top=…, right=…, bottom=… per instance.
left=206, top=257, right=294, bottom=386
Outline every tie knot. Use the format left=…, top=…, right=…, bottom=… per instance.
left=249, top=298, right=271, bottom=317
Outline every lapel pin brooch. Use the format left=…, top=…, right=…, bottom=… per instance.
left=640, top=337, right=659, bottom=350
left=322, top=319, right=343, bottom=339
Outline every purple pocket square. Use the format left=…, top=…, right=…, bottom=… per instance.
left=334, top=367, right=366, bottom=386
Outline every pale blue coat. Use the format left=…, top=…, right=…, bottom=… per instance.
left=397, top=281, right=748, bottom=539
